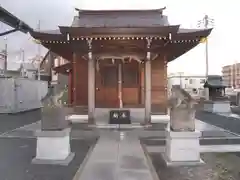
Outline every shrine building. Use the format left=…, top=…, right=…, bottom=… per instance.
left=31, top=8, right=212, bottom=124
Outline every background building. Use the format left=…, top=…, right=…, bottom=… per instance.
left=168, top=73, right=206, bottom=98
left=222, top=63, right=240, bottom=88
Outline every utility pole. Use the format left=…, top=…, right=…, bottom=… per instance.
left=197, top=15, right=214, bottom=78
left=4, top=37, right=7, bottom=74
left=37, top=20, right=41, bottom=80
left=178, top=72, right=184, bottom=88
left=21, top=49, right=25, bottom=77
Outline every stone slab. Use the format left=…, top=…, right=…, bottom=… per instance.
left=196, top=111, right=240, bottom=135
left=141, top=137, right=240, bottom=146
left=76, top=131, right=156, bottom=180
left=32, top=152, right=75, bottom=166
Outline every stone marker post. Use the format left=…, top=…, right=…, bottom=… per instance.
left=163, top=86, right=203, bottom=166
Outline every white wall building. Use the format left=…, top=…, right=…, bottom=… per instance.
left=168, top=73, right=206, bottom=97
left=0, top=52, right=6, bottom=74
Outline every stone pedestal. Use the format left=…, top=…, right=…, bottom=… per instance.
left=163, top=130, right=203, bottom=166
left=32, top=128, right=75, bottom=166
left=170, top=105, right=195, bottom=131
left=203, top=100, right=231, bottom=114
left=41, top=107, right=72, bottom=131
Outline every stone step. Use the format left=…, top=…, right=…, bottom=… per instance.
left=140, top=137, right=240, bottom=146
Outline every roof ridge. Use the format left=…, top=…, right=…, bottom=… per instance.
left=75, top=7, right=166, bottom=14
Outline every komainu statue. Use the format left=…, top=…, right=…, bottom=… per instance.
left=168, top=86, right=197, bottom=132
left=41, top=86, right=72, bottom=131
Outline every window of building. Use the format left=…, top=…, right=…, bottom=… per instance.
left=189, top=79, right=193, bottom=84
left=200, top=79, right=205, bottom=83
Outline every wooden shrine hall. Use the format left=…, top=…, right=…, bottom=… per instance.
left=31, top=8, right=212, bottom=124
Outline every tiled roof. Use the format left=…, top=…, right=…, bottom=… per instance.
left=72, top=9, right=169, bottom=28
left=204, top=75, right=227, bottom=88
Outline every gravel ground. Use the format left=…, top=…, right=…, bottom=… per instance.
left=150, top=152, right=240, bottom=180
left=0, top=137, right=97, bottom=180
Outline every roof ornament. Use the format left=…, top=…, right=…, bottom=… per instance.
left=67, top=33, right=70, bottom=41
left=146, top=37, right=152, bottom=60
left=87, top=38, right=93, bottom=51
left=87, top=38, right=93, bottom=59
left=168, top=33, right=172, bottom=40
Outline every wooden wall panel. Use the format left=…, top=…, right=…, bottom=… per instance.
left=151, top=57, right=167, bottom=113
left=95, top=69, right=105, bottom=107
left=74, top=54, right=88, bottom=106
left=122, top=88, right=139, bottom=105
left=68, top=70, right=73, bottom=105
left=95, top=65, right=118, bottom=108
left=104, top=88, right=118, bottom=107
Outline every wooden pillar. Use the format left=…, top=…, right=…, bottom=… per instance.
left=68, top=69, right=73, bottom=105
left=145, top=38, right=152, bottom=124
left=118, top=62, right=123, bottom=108
left=145, top=59, right=151, bottom=124
left=87, top=39, right=95, bottom=123
left=72, top=53, right=77, bottom=106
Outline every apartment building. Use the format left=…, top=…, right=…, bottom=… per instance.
left=222, top=63, right=240, bottom=88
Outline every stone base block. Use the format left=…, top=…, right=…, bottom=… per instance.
left=203, top=101, right=231, bottom=114
left=32, top=152, right=75, bottom=166
left=164, top=130, right=203, bottom=166
left=32, top=128, right=74, bottom=166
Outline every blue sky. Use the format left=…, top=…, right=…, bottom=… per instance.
left=0, top=0, right=238, bottom=74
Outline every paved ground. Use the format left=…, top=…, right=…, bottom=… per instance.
left=0, top=110, right=98, bottom=180
left=196, top=111, right=240, bottom=135
left=142, top=114, right=240, bottom=180
left=1, top=109, right=240, bottom=180
left=0, top=109, right=41, bottom=134
left=0, top=137, right=96, bottom=180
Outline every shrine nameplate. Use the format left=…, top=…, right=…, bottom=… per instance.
left=109, top=110, right=131, bottom=124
